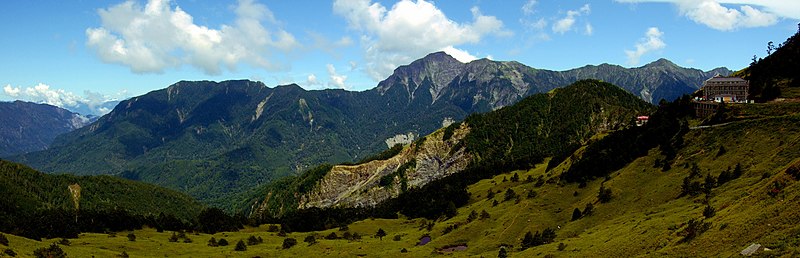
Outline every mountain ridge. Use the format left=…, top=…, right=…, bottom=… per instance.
left=11, top=53, right=725, bottom=209
left=0, top=100, right=91, bottom=157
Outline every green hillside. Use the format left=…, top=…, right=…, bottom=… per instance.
left=3, top=101, right=797, bottom=257
left=734, top=26, right=800, bottom=101
left=0, top=159, right=202, bottom=240
left=250, top=79, right=655, bottom=228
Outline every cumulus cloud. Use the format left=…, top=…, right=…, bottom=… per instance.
left=85, top=0, right=299, bottom=75
left=625, top=27, right=666, bottom=65
left=306, top=74, right=321, bottom=87
left=333, top=0, right=509, bottom=81
left=327, top=64, right=347, bottom=89
left=616, top=0, right=791, bottom=31
left=553, top=4, right=591, bottom=34
left=3, top=83, right=121, bottom=115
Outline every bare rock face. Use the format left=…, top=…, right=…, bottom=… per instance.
left=298, top=123, right=472, bottom=209
left=384, top=132, right=417, bottom=148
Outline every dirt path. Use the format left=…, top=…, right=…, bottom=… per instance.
left=499, top=201, right=531, bottom=237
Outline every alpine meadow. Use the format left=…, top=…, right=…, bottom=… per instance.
left=1, top=1, right=800, bottom=257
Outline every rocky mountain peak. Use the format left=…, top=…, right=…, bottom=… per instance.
left=642, top=58, right=678, bottom=68
left=376, top=52, right=465, bottom=97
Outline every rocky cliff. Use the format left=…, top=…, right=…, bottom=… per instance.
left=299, top=123, right=471, bottom=209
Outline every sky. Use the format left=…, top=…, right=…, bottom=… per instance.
left=1, top=0, right=798, bottom=115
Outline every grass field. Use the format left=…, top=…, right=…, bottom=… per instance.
left=3, top=103, right=800, bottom=257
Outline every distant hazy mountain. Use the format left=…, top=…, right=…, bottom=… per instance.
left=11, top=53, right=726, bottom=208
left=0, top=101, right=91, bottom=157
left=65, top=100, right=122, bottom=117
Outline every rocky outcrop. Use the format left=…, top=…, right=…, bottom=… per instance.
left=384, top=132, right=417, bottom=148
left=298, top=123, right=472, bottom=209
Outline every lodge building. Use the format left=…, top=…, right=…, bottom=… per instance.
left=702, top=75, right=749, bottom=103
left=693, top=75, right=750, bottom=117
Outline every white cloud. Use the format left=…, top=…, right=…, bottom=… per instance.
left=522, top=0, right=537, bottom=15
left=306, top=73, right=321, bottom=87
left=85, top=0, right=299, bottom=75
left=327, top=64, right=347, bottom=89
left=442, top=46, right=477, bottom=63
left=625, top=27, right=666, bottom=65
left=333, top=0, right=509, bottom=81
left=553, top=4, right=591, bottom=34
left=585, top=23, right=594, bottom=35
left=616, top=0, right=789, bottom=31
left=3, top=83, right=121, bottom=115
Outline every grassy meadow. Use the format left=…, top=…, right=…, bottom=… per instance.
left=3, top=102, right=800, bottom=257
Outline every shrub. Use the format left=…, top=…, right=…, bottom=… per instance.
left=467, top=210, right=478, bottom=222
left=247, top=235, right=260, bottom=245
left=480, top=210, right=491, bottom=220
left=498, top=246, right=508, bottom=258
left=33, top=243, right=66, bottom=258
left=183, top=237, right=192, bottom=243
left=0, top=233, right=8, bottom=246
left=218, top=238, right=229, bottom=246
left=57, top=238, right=70, bottom=246
left=234, top=240, right=247, bottom=251
left=393, top=235, right=402, bottom=241
left=571, top=208, right=583, bottom=221
left=521, top=228, right=557, bottom=250
left=4, top=248, right=17, bottom=257
left=583, top=203, right=594, bottom=216
left=127, top=232, right=136, bottom=242
left=282, top=238, right=297, bottom=249
left=703, top=205, right=716, bottom=218
left=376, top=228, right=387, bottom=240
left=208, top=237, right=218, bottom=247
left=504, top=189, right=517, bottom=201
left=597, top=185, right=613, bottom=203
left=304, top=235, right=316, bottom=245
left=168, top=232, right=178, bottom=242
left=558, top=242, right=567, bottom=251
left=527, top=190, right=538, bottom=199
left=118, top=251, right=129, bottom=258
left=325, top=232, right=338, bottom=240
left=678, top=218, right=712, bottom=242
left=401, top=248, right=408, bottom=253
left=267, top=225, right=280, bottom=232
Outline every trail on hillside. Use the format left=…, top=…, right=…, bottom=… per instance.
left=499, top=202, right=531, bottom=237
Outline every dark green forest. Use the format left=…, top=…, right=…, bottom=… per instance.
left=0, top=160, right=243, bottom=239
left=740, top=24, right=800, bottom=101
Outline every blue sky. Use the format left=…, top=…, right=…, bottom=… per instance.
left=1, top=0, right=799, bottom=115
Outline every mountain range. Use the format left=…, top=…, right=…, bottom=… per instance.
left=252, top=79, right=654, bottom=222
left=0, top=101, right=91, bottom=157
left=9, top=54, right=728, bottom=209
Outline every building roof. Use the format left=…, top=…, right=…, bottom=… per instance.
left=705, top=75, right=747, bottom=83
